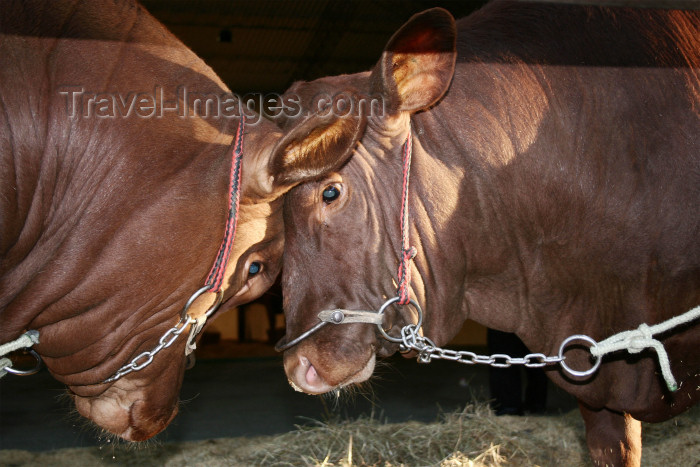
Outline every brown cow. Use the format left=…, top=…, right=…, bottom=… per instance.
left=272, top=2, right=700, bottom=466
left=0, top=0, right=296, bottom=441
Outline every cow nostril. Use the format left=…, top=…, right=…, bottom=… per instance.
left=295, top=355, right=327, bottom=391
left=298, top=356, right=321, bottom=385
left=306, top=363, right=321, bottom=386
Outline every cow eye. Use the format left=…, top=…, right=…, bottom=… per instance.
left=248, top=262, right=262, bottom=276
left=322, top=185, right=341, bottom=203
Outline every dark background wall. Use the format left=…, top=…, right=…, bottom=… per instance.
left=140, top=0, right=488, bottom=93
left=139, top=0, right=699, bottom=95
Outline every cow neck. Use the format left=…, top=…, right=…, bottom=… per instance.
left=275, top=125, right=422, bottom=352
left=103, top=116, right=246, bottom=384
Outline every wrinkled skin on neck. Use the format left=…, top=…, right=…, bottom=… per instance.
left=0, top=0, right=289, bottom=441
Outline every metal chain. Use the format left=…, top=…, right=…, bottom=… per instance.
left=104, top=314, right=196, bottom=383
left=102, top=286, right=223, bottom=383
left=277, top=296, right=601, bottom=379
left=397, top=324, right=564, bottom=368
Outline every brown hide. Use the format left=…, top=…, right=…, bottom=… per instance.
left=0, top=0, right=287, bottom=441
left=275, top=2, right=700, bottom=466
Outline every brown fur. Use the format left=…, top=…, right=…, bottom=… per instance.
left=0, top=0, right=289, bottom=441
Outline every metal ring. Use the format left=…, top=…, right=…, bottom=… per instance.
left=376, top=297, right=423, bottom=343
left=204, top=289, right=224, bottom=318
left=3, top=349, right=43, bottom=376
left=558, top=334, right=602, bottom=378
left=181, top=286, right=224, bottom=320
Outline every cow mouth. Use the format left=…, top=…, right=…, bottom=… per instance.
left=287, top=353, right=377, bottom=395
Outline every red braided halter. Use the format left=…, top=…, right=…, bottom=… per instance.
left=205, top=115, right=245, bottom=292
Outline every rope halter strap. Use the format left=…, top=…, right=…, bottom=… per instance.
left=396, top=128, right=417, bottom=305
left=203, top=116, right=245, bottom=293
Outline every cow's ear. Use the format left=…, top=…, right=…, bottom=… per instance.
left=268, top=114, right=364, bottom=188
left=372, top=8, right=457, bottom=114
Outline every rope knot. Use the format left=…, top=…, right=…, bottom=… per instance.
left=396, top=247, right=417, bottom=305
left=628, top=323, right=652, bottom=354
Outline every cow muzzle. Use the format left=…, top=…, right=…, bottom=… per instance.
left=284, top=346, right=377, bottom=395
left=71, top=379, right=180, bottom=441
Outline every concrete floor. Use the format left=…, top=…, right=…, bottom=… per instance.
left=0, top=343, right=577, bottom=452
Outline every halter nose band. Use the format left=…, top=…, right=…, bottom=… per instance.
left=274, top=297, right=423, bottom=352
left=318, top=309, right=383, bottom=325
left=274, top=309, right=383, bottom=351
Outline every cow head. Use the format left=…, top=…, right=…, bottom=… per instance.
left=272, top=9, right=457, bottom=394
left=63, top=116, right=294, bottom=441
left=0, top=0, right=308, bottom=442
left=21, top=114, right=296, bottom=442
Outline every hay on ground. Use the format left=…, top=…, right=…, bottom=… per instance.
left=2, top=403, right=698, bottom=466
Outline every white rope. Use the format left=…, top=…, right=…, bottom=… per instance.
left=0, top=330, right=40, bottom=378
left=0, top=330, right=40, bottom=357
left=590, top=305, right=700, bottom=392
left=0, top=358, right=12, bottom=378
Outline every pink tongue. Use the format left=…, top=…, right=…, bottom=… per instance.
left=306, top=363, right=321, bottom=386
